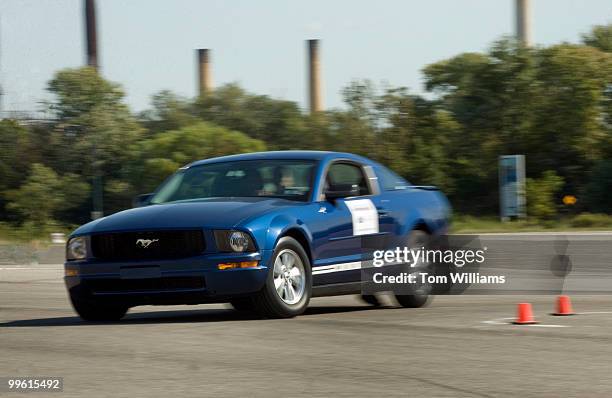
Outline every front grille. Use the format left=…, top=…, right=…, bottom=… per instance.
left=91, top=230, right=205, bottom=261
left=88, top=277, right=205, bottom=294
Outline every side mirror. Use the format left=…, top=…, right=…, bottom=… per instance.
left=133, top=193, right=153, bottom=208
left=324, top=183, right=360, bottom=201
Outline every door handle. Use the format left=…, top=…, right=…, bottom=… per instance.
left=377, top=208, right=389, bottom=216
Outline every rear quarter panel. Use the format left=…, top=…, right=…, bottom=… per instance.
left=386, top=188, right=451, bottom=240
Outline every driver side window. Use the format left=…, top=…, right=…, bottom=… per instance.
left=326, top=163, right=370, bottom=196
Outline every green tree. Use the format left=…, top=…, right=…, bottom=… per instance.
left=526, top=171, right=564, bottom=220
left=582, top=24, right=612, bottom=52
left=422, top=38, right=612, bottom=213
left=338, top=81, right=459, bottom=196
left=130, top=122, right=267, bottom=193
left=193, top=83, right=307, bottom=150
left=46, top=67, right=145, bottom=215
left=4, top=163, right=89, bottom=226
left=532, top=44, right=612, bottom=190
left=0, top=120, right=55, bottom=224
left=585, top=160, right=612, bottom=213
left=139, top=90, right=199, bottom=134
left=0, top=120, right=38, bottom=215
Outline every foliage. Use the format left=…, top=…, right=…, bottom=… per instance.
left=4, top=163, right=89, bottom=226
left=451, top=213, right=612, bottom=233
left=192, top=84, right=307, bottom=150
left=526, top=171, right=564, bottom=220
left=0, top=120, right=38, bottom=198
left=585, top=160, right=612, bottom=213
left=569, top=213, right=612, bottom=228
left=1, top=24, right=612, bottom=235
left=139, top=90, right=199, bottom=134
left=582, top=24, right=612, bottom=52
left=423, top=36, right=612, bottom=211
left=44, top=67, right=145, bottom=217
left=130, top=122, right=266, bottom=193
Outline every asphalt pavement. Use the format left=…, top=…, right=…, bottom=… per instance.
left=1, top=265, right=612, bottom=397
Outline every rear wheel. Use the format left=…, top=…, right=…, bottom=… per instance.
left=394, top=229, right=432, bottom=308
left=251, top=237, right=311, bottom=318
left=70, top=294, right=128, bottom=322
left=360, top=294, right=381, bottom=306
left=395, top=292, right=430, bottom=308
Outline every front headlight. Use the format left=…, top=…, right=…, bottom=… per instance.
left=229, top=231, right=251, bottom=252
left=66, top=237, right=88, bottom=260
left=214, top=230, right=256, bottom=253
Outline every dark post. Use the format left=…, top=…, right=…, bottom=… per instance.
left=515, top=0, right=532, bottom=47
left=84, top=0, right=102, bottom=219
left=197, top=49, right=212, bottom=96
left=307, top=39, right=322, bottom=113
left=85, top=0, right=98, bottom=68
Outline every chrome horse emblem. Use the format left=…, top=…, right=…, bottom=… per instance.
left=136, top=238, right=159, bottom=249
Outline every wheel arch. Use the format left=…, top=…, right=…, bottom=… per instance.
left=280, top=228, right=313, bottom=265
left=399, top=210, right=437, bottom=237
left=265, top=214, right=314, bottom=265
left=411, top=220, right=433, bottom=235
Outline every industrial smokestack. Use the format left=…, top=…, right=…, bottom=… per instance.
left=197, top=49, right=213, bottom=96
left=84, top=0, right=98, bottom=68
left=307, top=39, right=323, bottom=113
left=515, top=0, right=532, bottom=47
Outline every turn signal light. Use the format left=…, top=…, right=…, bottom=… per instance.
left=218, top=261, right=259, bottom=270
left=65, top=269, right=79, bottom=277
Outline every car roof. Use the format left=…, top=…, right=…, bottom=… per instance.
left=186, top=150, right=370, bottom=167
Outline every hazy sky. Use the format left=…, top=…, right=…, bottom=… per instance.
left=1, top=0, right=611, bottom=114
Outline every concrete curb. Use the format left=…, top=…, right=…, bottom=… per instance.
left=0, top=244, right=65, bottom=265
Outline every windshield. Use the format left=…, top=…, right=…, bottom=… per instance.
left=150, top=159, right=316, bottom=204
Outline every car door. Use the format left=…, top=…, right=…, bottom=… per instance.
left=311, top=161, right=390, bottom=285
left=372, top=164, right=413, bottom=248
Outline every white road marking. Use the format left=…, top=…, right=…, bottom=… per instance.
left=576, top=311, right=612, bottom=315
left=483, top=311, right=612, bottom=328
left=481, top=317, right=567, bottom=327
left=525, top=324, right=568, bottom=328
left=482, top=317, right=514, bottom=325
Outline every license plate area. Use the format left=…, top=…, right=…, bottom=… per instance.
left=120, top=266, right=161, bottom=279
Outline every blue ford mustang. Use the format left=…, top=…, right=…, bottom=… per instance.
left=65, top=151, right=450, bottom=320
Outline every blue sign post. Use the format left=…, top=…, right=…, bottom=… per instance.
left=499, top=155, right=526, bottom=221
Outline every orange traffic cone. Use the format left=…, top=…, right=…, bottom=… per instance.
left=513, top=302, right=538, bottom=324
left=553, top=295, right=574, bottom=316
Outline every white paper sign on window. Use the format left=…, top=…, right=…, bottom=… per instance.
left=345, top=199, right=379, bottom=236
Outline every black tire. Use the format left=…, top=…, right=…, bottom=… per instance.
left=394, top=229, right=432, bottom=308
left=251, top=236, right=312, bottom=318
left=229, top=297, right=255, bottom=312
left=70, top=294, right=128, bottom=322
left=395, top=292, right=430, bottom=308
left=360, top=294, right=381, bottom=306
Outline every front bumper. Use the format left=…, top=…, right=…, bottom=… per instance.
left=65, top=250, right=272, bottom=306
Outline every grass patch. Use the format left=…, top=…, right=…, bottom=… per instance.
left=451, top=214, right=612, bottom=233
left=1, top=214, right=611, bottom=244
left=568, top=213, right=612, bottom=228
left=0, top=222, right=74, bottom=245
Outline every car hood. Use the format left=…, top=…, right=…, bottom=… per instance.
left=72, top=197, right=299, bottom=235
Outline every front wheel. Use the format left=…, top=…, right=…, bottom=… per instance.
left=229, top=297, right=255, bottom=312
left=251, top=237, right=312, bottom=318
left=69, top=294, right=128, bottom=322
